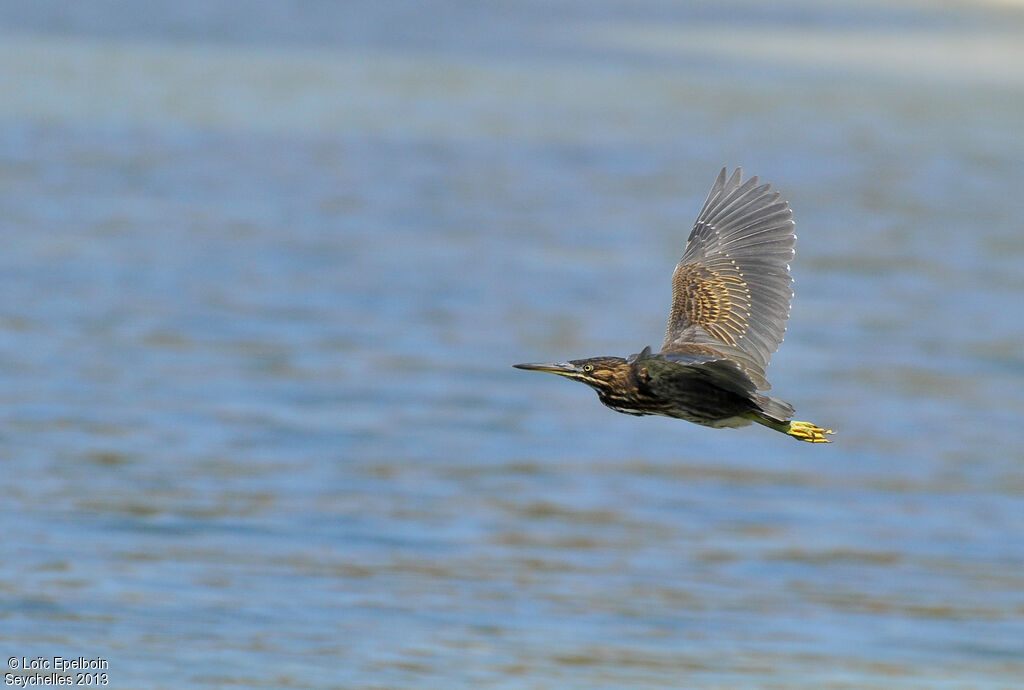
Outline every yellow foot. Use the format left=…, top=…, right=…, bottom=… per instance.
left=786, top=420, right=834, bottom=443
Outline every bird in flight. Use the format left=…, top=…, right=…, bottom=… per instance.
left=515, top=167, right=833, bottom=443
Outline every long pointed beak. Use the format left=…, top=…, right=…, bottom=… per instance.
left=513, top=361, right=579, bottom=376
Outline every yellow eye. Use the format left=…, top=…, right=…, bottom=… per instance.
left=582, top=364, right=594, bottom=372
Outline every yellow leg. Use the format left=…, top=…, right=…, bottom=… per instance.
left=786, top=420, right=834, bottom=443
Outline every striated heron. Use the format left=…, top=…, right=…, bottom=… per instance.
left=514, top=167, right=833, bottom=443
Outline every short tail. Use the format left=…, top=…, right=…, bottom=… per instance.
left=748, top=395, right=834, bottom=444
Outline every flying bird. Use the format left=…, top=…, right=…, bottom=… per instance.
left=514, top=167, right=833, bottom=443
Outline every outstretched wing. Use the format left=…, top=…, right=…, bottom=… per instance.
left=661, top=167, right=796, bottom=390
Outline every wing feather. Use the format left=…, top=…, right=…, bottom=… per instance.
left=661, top=167, right=796, bottom=390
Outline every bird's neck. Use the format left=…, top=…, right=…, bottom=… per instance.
left=594, top=362, right=657, bottom=416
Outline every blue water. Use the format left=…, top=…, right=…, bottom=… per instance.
left=2, top=1, right=1024, bottom=687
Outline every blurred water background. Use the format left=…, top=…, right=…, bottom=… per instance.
left=2, top=1, right=1024, bottom=687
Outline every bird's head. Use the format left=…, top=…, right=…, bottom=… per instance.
left=513, top=356, right=631, bottom=395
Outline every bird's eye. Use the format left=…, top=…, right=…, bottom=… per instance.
left=582, top=364, right=594, bottom=372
